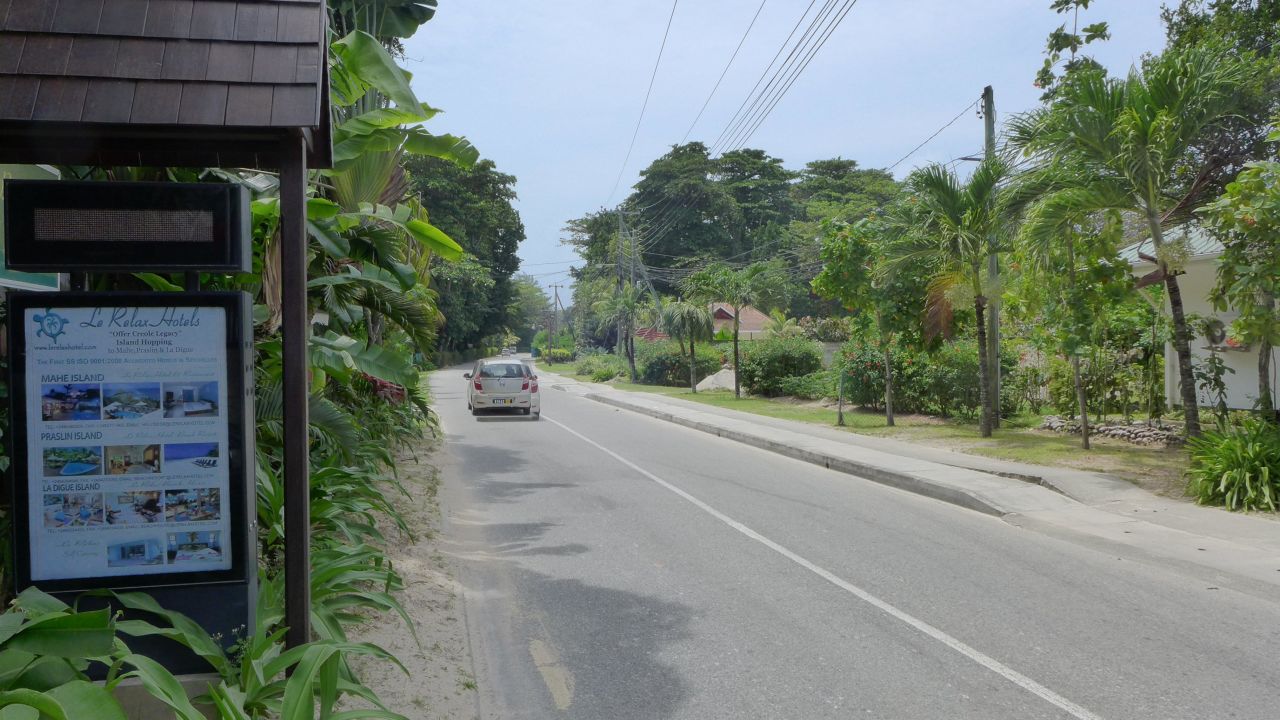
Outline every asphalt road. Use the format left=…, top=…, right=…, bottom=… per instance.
left=431, top=367, right=1280, bottom=720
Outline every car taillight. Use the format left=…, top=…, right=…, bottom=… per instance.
left=531, top=381, right=538, bottom=393
left=473, top=380, right=482, bottom=391
left=522, top=380, right=530, bottom=391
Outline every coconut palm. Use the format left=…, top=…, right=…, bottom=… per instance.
left=764, top=310, right=804, bottom=338
left=593, top=284, right=651, bottom=383
left=886, top=157, right=1011, bottom=437
left=661, top=301, right=715, bottom=392
left=1008, top=46, right=1251, bottom=437
left=683, top=262, right=789, bottom=398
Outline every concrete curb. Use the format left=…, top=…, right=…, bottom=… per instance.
left=583, top=391, right=1017, bottom=517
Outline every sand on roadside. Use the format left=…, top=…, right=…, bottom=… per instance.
left=345, top=446, right=479, bottom=719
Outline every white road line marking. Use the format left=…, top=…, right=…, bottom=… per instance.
left=544, top=415, right=1106, bottom=720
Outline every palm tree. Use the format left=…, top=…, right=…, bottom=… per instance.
left=683, top=262, right=789, bottom=398
left=1009, top=47, right=1250, bottom=437
left=593, top=284, right=650, bottom=382
left=887, top=158, right=1011, bottom=437
left=764, top=310, right=803, bottom=338
left=661, top=301, right=715, bottom=392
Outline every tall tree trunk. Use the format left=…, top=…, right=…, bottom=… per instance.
left=1072, top=355, right=1090, bottom=450
left=880, top=319, right=895, bottom=427
left=627, top=331, right=637, bottom=383
left=690, top=336, right=698, bottom=393
left=1148, top=212, right=1201, bottom=437
left=1258, top=292, right=1275, bottom=422
left=733, top=312, right=742, bottom=398
left=975, top=296, right=992, bottom=437
left=1065, top=235, right=1089, bottom=448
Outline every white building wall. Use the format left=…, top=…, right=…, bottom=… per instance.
left=1161, top=257, right=1280, bottom=410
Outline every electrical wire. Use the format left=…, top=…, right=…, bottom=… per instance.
left=680, top=0, right=770, bottom=144
left=724, top=0, right=859, bottom=153
left=606, top=0, right=681, bottom=205
left=885, top=99, right=980, bottom=173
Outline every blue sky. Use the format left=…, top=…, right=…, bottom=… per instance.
left=405, top=1, right=1170, bottom=288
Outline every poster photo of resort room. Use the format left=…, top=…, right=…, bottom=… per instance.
left=164, top=488, right=220, bottom=523
left=107, top=537, right=164, bottom=568
left=43, top=493, right=104, bottom=528
left=106, top=490, right=162, bottom=525
left=164, top=442, right=219, bottom=471
left=105, top=444, right=161, bottom=475
left=40, top=383, right=101, bottom=422
left=42, top=446, right=103, bottom=477
left=162, top=382, right=219, bottom=419
left=167, top=530, right=222, bottom=564
left=102, top=382, right=163, bottom=420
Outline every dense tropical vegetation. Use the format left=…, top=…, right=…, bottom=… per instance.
left=558, top=0, right=1280, bottom=512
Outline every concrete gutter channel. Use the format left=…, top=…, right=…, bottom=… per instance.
left=550, top=383, right=1280, bottom=598
left=583, top=391, right=1073, bottom=517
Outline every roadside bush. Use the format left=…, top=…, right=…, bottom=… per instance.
left=576, top=353, right=627, bottom=382
left=776, top=370, right=836, bottom=400
left=545, top=348, right=574, bottom=363
left=838, top=337, right=1016, bottom=418
left=740, top=337, right=823, bottom=396
left=635, top=341, right=721, bottom=386
left=1186, top=418, right=1280, bottom=512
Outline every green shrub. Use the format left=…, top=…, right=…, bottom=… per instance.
left=1186, top=418, right=1280, bottom=512
left=635, top=341, right=721, bottom=386
left=545, top=348, right=574, bottom=363
left=576, top=354, right=627, bottom=382
left=776, top=370, right=836, bottom=400
left=838, top=337, right=1016, bottom=417
left=740, top=337, right=823, bottom=396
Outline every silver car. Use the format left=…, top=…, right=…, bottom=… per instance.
left=466, top=359, right=541, bottom=418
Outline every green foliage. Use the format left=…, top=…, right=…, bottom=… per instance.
left=839, top=337, right=1018, bottom=418
left=405, top=156, right=527, bottom=350
left=575, top=354, right=629, bottom=383
left=797, top=316, right=852, bottom=342
left=739, top=337, right=824, bottom=397
left=1186, top=418, right=1280, bottom=511
left=775, top=371, right=836, bottom=400
left=1035, top=0, right=1110, bottom=97
left=544, top=348, right=574, bottom=363
left=0, top=588, right=205, bottom=720
left=635, top=342, right=721, bottom=387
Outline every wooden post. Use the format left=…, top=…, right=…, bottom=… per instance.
left=280, top=133, right=311, bottom=649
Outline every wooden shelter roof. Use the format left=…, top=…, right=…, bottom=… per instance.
left=0, top=0, right=330, bottom=168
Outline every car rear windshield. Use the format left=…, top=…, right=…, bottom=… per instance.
left=479, top=363, right=526, bottom=379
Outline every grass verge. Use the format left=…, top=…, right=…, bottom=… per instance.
left=603, top=383, right=1190, bottom=498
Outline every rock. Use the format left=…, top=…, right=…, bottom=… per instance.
left=696, top=368, right=737, bottom=392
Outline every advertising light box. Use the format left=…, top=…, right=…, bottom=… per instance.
left=8, top=292, right=252, bottom=592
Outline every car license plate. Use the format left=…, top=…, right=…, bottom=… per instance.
left=492, top=399, right=512, bottom=405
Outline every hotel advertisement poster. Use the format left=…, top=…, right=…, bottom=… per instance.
left=11, top=294, right=248, bottom=589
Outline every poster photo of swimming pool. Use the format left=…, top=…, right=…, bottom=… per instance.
left=102, top=383, right=163, bottom=420
left=164, top=488, right=220, bottom=523
left=162, top=382, right=219, bottom=418
left=105, top=444, right=161, bottom=475
left=107, top=538, right=164, bottom=568
left=42, top=446, right=103, bottom=477
left=43, top=493, right=104, bottom=528
left=40, top=383, right=101, bottom=422
left=163, top=442, right=219, bottom=471
left=167, top=530, right=222, bottom=564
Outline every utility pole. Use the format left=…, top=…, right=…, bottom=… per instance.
left=982, top=85, right=1001, bottom=429
left=549, top=283, right=564, bottom=346
left=615, top=209, right=625, bottom=355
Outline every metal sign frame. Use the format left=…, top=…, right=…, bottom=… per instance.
left=3, top=181, right=251, bottom=273
left=7, top=291, right=254, bottom=593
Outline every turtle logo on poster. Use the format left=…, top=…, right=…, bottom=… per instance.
left=33, top=309, right=68, bottom=343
